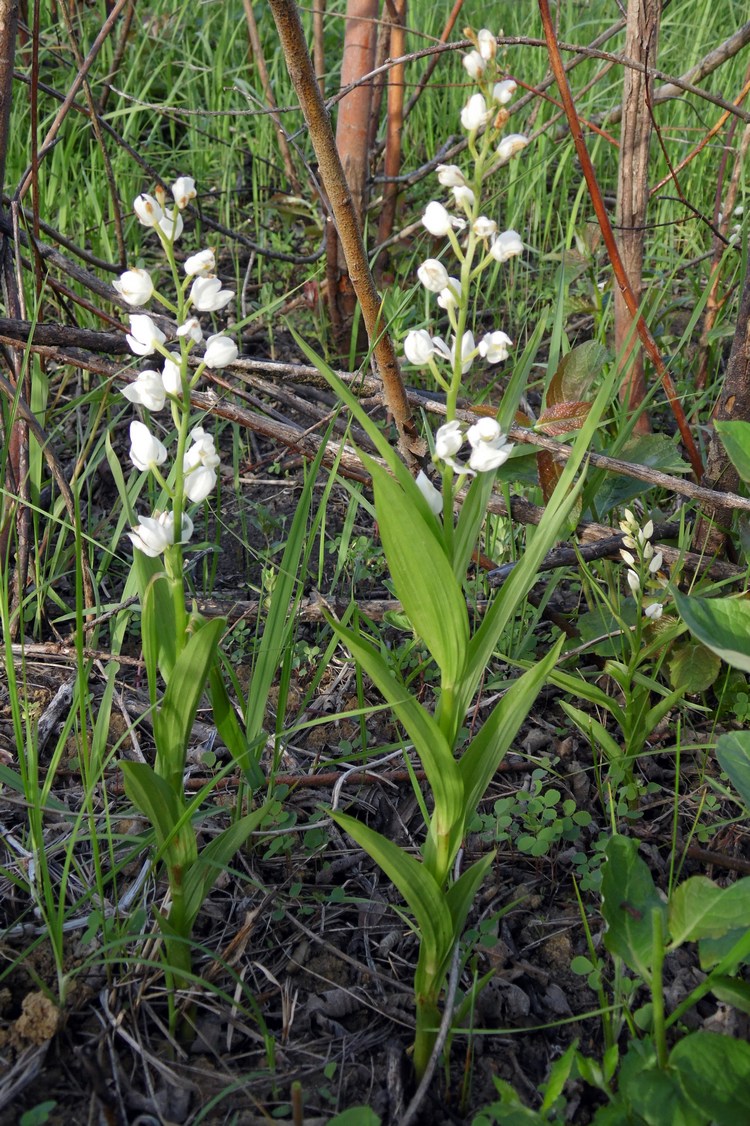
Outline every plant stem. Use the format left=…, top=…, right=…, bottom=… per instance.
left=651, top=908, right=668, bottom=1069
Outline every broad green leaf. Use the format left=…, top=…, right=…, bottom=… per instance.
left=672, top=1032, right=750, bottom=1125
left=715, top=420, right=750, bottom=485
left=618, top=1039, right=705, bottom=1126
left=710, top=976, right=750, bottom=1015
left=182, top=802, right=271, bottom=928
left=716, top=731, right=750, bottom=812
left=326, top=614, right=463, bottom=846
left=547, top=340, right=609, bottom=406
left=593, top=433, right=689, bottom=515
left=699, top=926, right=750, bottom=973
left=601, top=835, right=666, bottom=978
left=443, top=853, right=494, bottom=969
left=673, top=590, right=750, bottom=674
left=668, top=638, right=721, bottom=694
left=453, top=471, right=495, bottom=582
left=327, top=1110, right=381, bottom=1126
left=669, top=876, right=750, bottom=946
left=120, top=761, right=197, bottom=872
left=331, top=809, right=453, bottom=980
left=460, top=639, right=564, bottom=816
left=154, top=616, right=225, bottom=794
left=364, top=453, right=469, bottom=688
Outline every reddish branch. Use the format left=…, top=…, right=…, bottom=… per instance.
left=537, top=0, right=703, bottom=481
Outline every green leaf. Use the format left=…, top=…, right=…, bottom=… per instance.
left=671, top=1031, right=750, bottom=1124
left=594, top=433, right=689, bottom=515
left=208, top=665, right=264, bottom=788
left=699, top=926, right=750, bottom=973
left=453, top=471, right=496, bottom=583
left=444, top=853, right=494, bottom=949
left=601, top=836, right=666, bottom=978
left=559, top=701, right=624, bottom=765
left=669, top=876, right=750, bottom=946
left=153, top=616, right=225, bottom=794
left=459, top=638, right=564, bottom=816
left=326, top=1110, right=381, bottom=1126
left=540, top=1039, right=578, bottom=1114
left=673, top=590, right=750, bottom=674
left=181, top=802, right=272, bottom=929
left=140, top=566, right=177, bottom=703
left=668, top=638, right=721, bottom=694
left=618, top=1039, right=705, bottom=1126
left=330, top=809, right=454, bottom=984
left=547, top=340, right=609, bottom=406
left=715, top=420, right=750, bottom=485
left=363, top=453, right=469, bottom=688
left=710, top=976, right=750, bottom=1015
left=120, top=761, right=197, bottom=872
left=716, top=731, right=750, bottom=812
left=325, top=614, right=463, bottom=856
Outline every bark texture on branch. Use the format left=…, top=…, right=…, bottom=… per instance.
left=268, top=0, right=424, bottom=468
left=614, top=0, right=660, bottom=433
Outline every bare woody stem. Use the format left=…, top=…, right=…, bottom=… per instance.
left=537, top=0, right=704, bottom=481
left=268, top=0, right=425, bottom=468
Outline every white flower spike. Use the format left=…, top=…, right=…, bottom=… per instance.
left=478, top=330, right=513, bottom=364
left=461, top=93, right=492, bottom=133
left=183, top=426, right=221, bottom=503
left=466, top=418, right=514, bottom=472
left=128, top=510, right=194, bottom=557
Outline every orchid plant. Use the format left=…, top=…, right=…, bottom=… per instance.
left=295, top=28, right=616, bottom=1079
left=110, top=176, right=275, bottom=1032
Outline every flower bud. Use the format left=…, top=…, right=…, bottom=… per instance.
left=113, top=268, right=154, bottom=306
left=477, top=29, right=497, bottom=61
left=417, top=258, right=450, bottom=293
left=162, top=353, right=182, bottom=395
left=497, top=133, right=529, bottom=164
left=203, top=333, right=239, bottom=368
left=435, top=420, right=464, bottom=460
left=172, top=176, right=197, bottom=210
left=422, top=200, right=457, bottom=237
left=460, top=93, right=492, bottom=133
left=416, top=471, right=443, bottom=517
left=463, top=50, right=485, bottom=79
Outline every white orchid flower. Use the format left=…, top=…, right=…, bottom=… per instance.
left=463, top=50, right=486, bottom=79
left=466, top=418, right=513, bottom=472
left=493, top=79, right=517, bottom=105
left=129, top=420, right=167, bottom=472
left=162, top=353, right=182, bottom=395
left=422, top=200, right=465, bottom=238
left=461, top=93, right=492, bottom=133
left=126, top=314, right=166, bottom=356
left=490, top=229, right=524, bottom=262
left=172, top=176, right=197, bottom=210
left=183, top=427, right=221, bottom=503
left=113, top=268, right=154, bottom=306
left=417, top=259, right=450, bottom=293
left=190, top=276, right=234, bottom=312
left=121, top=369, right=166, bottom=411
left=436, top=165, right=466, bottom=188
left=133, top=193, right=163, bottom=228
left=497, top=133, right=529, bottom=164
left=478, top=330, right=513, bottom=364
left=176, top=317, right=203, bottom=344
left=203, top=333, right=239, bottom=368
left=128, top=510, right=194, bottom=557
left=184, top=248, right=216, bottom=277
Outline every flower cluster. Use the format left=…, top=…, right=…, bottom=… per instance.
left=116, top=177, right=236, bottom=557
left=619, top=509, right=666, bottom=620
left=435, top=417, right=514, bottom=476
left=401, top=27, right=528, bottom=491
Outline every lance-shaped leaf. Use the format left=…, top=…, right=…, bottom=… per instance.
left=331, top=809, right=454, bottom=982
left=153, top=616, right=226, bottom=794
left=120, top=761, right=197, bottom=874
left=326, top=614, right=463, bottom=846
left=362, top=452, right=468, bottom=689
left=182, top=802, right=273, bottom=929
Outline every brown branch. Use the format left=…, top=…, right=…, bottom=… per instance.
left=537, top=0, right=703, bottom=481
left=268, top=0, right=424, bottom=468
